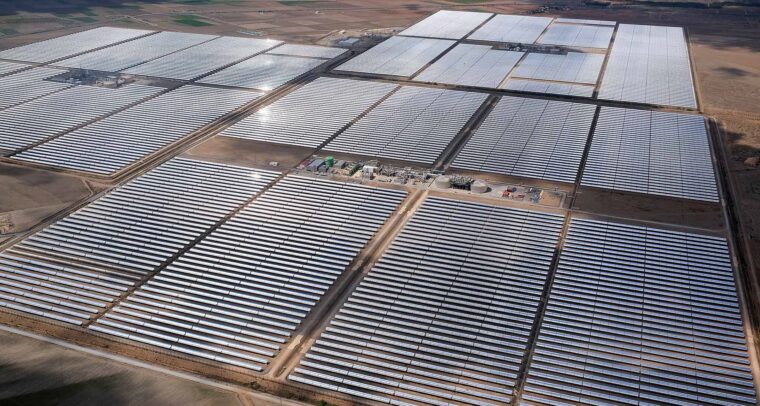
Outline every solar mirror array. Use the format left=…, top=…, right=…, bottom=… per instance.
left=0, top=9, right=754, bottom=406
left=537, top=23, right=614, bottom=49
left=581, top=107, right=718, bottom=202
left=266, top=44, right=347, bottom=59
left=198, top=54, right=326, bottom=91
left=501, top=79, right=594, bottom=97
left=511, top=52, right=604, bottom=85
left=0, top=158, right=276, bottom=325
left=92, top=176, right=406, bottom=371
left=0, top=27, right=153, bottom=63
left=398, top=10, right=493, bottom=40
left=57, top=31, right=217, bottom=72
left=221, top=77, right=398, bottom=148
left=598, top=24, right=696, bottom=108
left=413, top=44, right=523, bottom=89
left=122, top=36, right=283, bottom=81
left=522, top=219, right=756, bottom=405
left=15, top=85, right=259, bottom=175
left=0, top=26, right=348, bottom=175
left=335, top=36, right=455, bottom=77
left=289, top=197, right=564, bottom=405
left=0, top=83, right=162, bottom=152
left=0, top=67, right=72, bottom=110
left=452, top=96, right=596, bottom=183
left=468, top=15, right=553, bottom=44
left=0, top=60, right=30, bottom=75
left=342, top=11, right=698, bottom=107
left=325, top=86, right=487, bottom=164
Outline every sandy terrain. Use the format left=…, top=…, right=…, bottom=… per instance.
left=183, top=136, right=314, bottom=170
left=0, top=328, right=245, bottom=406
left=0, top=163, right=95, bottom=236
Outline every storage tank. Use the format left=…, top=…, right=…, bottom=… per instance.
left=471, top=180, right=488, bottom=194
left=434, top=175, right=451, bottom=189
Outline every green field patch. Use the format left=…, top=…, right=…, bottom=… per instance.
left=173, top=14, right=213, bottom=26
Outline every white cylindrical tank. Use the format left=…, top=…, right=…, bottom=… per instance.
left=434, top=175, right=451, bottom=189
left=471, top=180, right=488, bottom=193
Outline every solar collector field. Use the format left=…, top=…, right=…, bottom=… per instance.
left=221, top=77, right=397, bottom=148
left=198, top=54, right=325, bottom=91
left=92, top=176, right=406, bottom=371
left=57, top=31, right=217, bottom=72
left=555, top=18, right=616, bottom=26
left=501, top=79, right=594, bottom=97
left=335, top=36, right=455, bottom=77
left=14, top=85, right=260, bottom=175
left=123, top=36, right=282, bottom=80
left=0, top=27, right=153, bottom=63
left=0, top=83, right=162, bottom=152
left=266, top=44, right=347, bottom=59
left=537, top=24, right=614, bottom=49
left=581, top=107, right=718, bottom=202
left=522, top=218, right=756, bottom=405
left=0, top=67, right=72, bottom=110
left=289, top=197, right=564, bottom=405
left=598, top=24, right=696, bottom=108
left=414, top=44, right=523, bottom=89
left=324, top=86, right=487, bottom=164
left=468, top=15, right=553, bottom=44
left=0, top=61, right=30, bottom=75
left=512, top=52, right=605, bottom=85
left=0, top=158, right=276, bottom=325
left=452, top=96, right=596, bottom=183
left=398, top=10, right=493, bottom=40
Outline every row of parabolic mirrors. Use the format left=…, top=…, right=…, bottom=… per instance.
left=0, top=9, right=756, bottom=406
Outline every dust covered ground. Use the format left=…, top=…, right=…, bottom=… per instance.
left=0, top=328, right=245, bottom=406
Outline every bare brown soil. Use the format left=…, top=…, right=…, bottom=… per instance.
left=183, top=136, right=314, bottom=170
left=574, top=187, right=725, bottom=230
left=0, top=328, right=244, bottom=406
left=0, top=163, right=94, bottom=235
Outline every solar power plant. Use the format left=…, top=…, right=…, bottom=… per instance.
left=14, top=85, right=259, bottom=175
left=335, top=36, right=455, bottom=77
left=289, top=197, right=565, bottom=405
left=581, top=107, right=718, bottom=202
left=0, top=61, right=29, bottom=75
left=122, top=36, right=282, bottom=80
left=414, top=44, right=523, bottom=88
left=398, top=10, right=493, bottom=40
left=198, top=54, right=325, bottom=91
left=537, top=24, right=614, bottom=49
left=452, top=96, right=596, bottom=183
left=522, top=218, right=756, bottom=406
left=266, top=44, right=347, bottom=59
left=0, top=83, right=162, bottom=153
left=598, top=24, right=697, bottom=108
left=501, top=79, right=594, bottom=97
left=92, top=176, right=406, bottom=371
left=0, top=67, right=72, bottom=109
left=554, top=18, right=616, bottom=26
left=325, top=86, right=487, bottom=164
left=221, top=77, right=397, bottom=148
left=0, top=27, right=152, bottom=63
left=468, top=15, right=553, bottom=44
left=57, top=32, right=217, bottom=72
left=512, top=52, right=605, bottom=85
left=0, top=158, right=275, bottom=325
